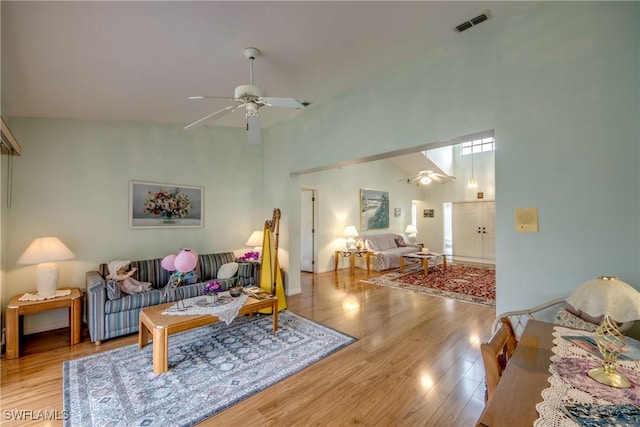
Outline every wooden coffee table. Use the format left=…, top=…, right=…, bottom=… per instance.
left=139, top=295, right=278, bottom=373
left=399, top=252, right=447, bottom=275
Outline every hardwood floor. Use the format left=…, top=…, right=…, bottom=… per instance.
left=0, top=267, right=496, bottom=426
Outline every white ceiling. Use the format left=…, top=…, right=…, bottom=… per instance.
left=2, top=1, right=533, bottom=130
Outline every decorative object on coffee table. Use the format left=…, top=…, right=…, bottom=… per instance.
left=202, top=280, right=222, bottom=303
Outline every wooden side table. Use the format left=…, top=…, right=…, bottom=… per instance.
left=5, top=288, right=83, bottom=359
left=334, top=250, right=370, bottom=273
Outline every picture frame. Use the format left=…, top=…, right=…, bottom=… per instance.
left=423, top=209, right=434, bottom=218
left=360, top=189, right=389, bottom=231
left=394, top=208, right=401, bottom=217
left=130, top=180, right=203, bottom=229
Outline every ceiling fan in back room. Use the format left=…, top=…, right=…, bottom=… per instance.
left=401, top=156, right=456, bottom=185
left=184, top=47, right=310, bottom=144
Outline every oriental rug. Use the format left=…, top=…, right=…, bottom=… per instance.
left=362, top=264, right=495, bottom=307
left=63, top=311, right=355, bottom=426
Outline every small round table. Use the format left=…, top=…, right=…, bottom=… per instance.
left=334, top=250, right=370, bottom=274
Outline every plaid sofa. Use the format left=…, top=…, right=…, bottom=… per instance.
left=86, top=252, right=258, bottom=343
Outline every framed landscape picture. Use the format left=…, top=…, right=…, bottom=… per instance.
left=360, top=189, right=389, bottom=231
left=130, top=181, right=203, bottom=228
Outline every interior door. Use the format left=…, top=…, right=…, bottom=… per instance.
left=452, top=201, right=495, bottom=262
left=452, top=202, right=483, bottom=258
left=300, top=189, right=316, bottom=272
left=482, top=201, right=496, bottom=260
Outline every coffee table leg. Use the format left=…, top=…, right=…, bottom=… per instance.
left=443, top=255, right=447, bottom=270
left=139, top=319, right=149, bottom=349
left=422, top=259, right=428, bottom=275
left=152, top=327, right=169, bottom=373
left=399, top=256, right=405, bottom=272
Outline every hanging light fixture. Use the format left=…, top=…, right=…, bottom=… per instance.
left=468, top=150, right=478, bottom=188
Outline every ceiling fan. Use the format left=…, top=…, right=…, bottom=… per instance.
left=184, top=47, right=309, bottom=144
left=403, top=170, right=456, bottom=185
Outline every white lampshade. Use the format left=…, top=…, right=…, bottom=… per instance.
left=17, top=237, right=75, bottom=297
left=343, top=226, right=359, bottom=238
left=566, top=276, right=640, bottom=323
left=405, top=225, right=418, bottom=235
left=246, top=230, right=264, bottom=251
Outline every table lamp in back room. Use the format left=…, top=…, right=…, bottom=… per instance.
left=343, top=226, right=358, bottom=250
left=17, top=237, right=75, bottom=297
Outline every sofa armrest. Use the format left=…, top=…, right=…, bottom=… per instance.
left=86, top=271, right=107, bottom=342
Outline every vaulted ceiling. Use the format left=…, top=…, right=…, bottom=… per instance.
left=2, top=1, right=533, bottom=129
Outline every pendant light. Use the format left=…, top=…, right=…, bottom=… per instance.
left=468, top=150, right=478, bottom=188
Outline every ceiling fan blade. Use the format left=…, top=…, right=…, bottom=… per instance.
left=247, top=115, right=262, bottom=145
left=184, top=105, right=238, bottom=130
left=430, top=174, right=456, bottom=183
left=262, top=97, right=305, bottom=109
left=188, top=95, right=239, bottom=101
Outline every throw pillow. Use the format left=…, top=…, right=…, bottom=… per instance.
left=217, top=262, right=239, bottom=279
left=106, top=280, right=121, bottom=300
left=395, top=236, right=407, bottom=247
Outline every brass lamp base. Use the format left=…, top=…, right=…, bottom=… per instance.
left=588, top=367, right=631, bottom=388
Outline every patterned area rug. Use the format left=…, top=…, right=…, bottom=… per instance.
left=362, top=264, right=495, bottom=307
left=63, top=311, right=355, bottom=426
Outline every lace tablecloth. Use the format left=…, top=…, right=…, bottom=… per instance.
left=19, top=289, right=72, bottom=301
left=534, top=326, right=640, bottom=426
left=161, top=292, right=249, bottom=325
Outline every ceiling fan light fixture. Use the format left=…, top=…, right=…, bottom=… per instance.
left=245, top=102, right=259, bottom=117
left=420, top=176, right=432, bottom=185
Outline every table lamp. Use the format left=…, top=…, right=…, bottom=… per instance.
left=17, top=237, right=75, bottom=297
left=405, top=224, right=418, bottom=245
left=343, top=226, right=358, bottom=250
left=566, top=276, right=640, bottom=388
left=246, top=230, right=264, bottom=252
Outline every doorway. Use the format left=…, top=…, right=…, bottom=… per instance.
left=300, top=189, right=317, bottom=272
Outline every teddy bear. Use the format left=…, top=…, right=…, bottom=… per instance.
left=106, top=260, right=152, bottom=295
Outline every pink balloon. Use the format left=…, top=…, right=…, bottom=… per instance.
left=174, top=248, right=198, bottom=273
left=161, top=253, right=177, bottom=271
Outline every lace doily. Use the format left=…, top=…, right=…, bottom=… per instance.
left=534, top=326, right=640, bottom=426
left=19, top=289, right=72, bottom=301
left=161, top=293, right=249, bottom=325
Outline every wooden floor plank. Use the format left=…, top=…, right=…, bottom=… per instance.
left=0, top=267, right=495, bottom=426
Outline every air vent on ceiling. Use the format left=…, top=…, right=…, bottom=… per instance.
left=455, top=10, right=492, bottom=33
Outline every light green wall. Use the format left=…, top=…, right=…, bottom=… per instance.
left=265, top=2, right=640, bottom=314
left=5, top=118, right=262, bottom=333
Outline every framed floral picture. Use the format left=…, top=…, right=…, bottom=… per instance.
left=130, top=180, right=203, bottom=228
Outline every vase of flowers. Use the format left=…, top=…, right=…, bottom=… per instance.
left=143, top=188, right=192, bottom=224
left=238, top=251, right=260, bottom=262
left=203, top=280, right=222, bottom=303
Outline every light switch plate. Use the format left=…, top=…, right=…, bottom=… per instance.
left=515, top=208, right=539, bottom=232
